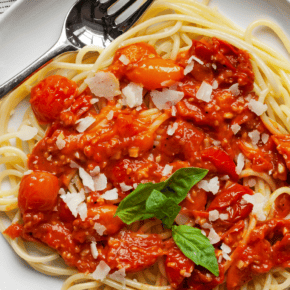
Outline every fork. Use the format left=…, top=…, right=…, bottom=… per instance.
left=0, top=0, right=154, bottom=98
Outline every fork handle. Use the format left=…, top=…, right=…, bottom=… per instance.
left=0, top=40, right=77, bottom=99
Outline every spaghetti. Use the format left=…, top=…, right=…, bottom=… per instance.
left=1, top=0, right=290, bottom=290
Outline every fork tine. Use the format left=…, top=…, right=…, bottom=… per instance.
left=107, top=0, right=136, bottom=19
left=99, top=0, right=119, bottom=13
left=116, top=0, right=154, bottom=32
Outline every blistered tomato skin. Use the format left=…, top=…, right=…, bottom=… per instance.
left=18, top=171, right=60, bottom=213
left=125, top=58, right=184, bottom=90
left=30, top=75, right=78, bottom=124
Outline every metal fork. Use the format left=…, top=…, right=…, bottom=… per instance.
left=0, top=0, right=154, bottom=98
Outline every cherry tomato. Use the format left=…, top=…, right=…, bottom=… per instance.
left=87, top=204, right=124, bottom=235
left=201, top=147, right=239, bottom=181
left=30, top=75, right=78, bottom=124
left=18, top=171, right=59, bottom=213
left=126, top=58, right=184, bottom=90
left=165, top=243, right=194, bottom=288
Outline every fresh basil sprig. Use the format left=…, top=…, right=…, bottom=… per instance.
left=172, top=225, right=219, bottom=276
left=115, top=166, right=220, bottom=277
left=115, top=167, right=208, bottom=224
left=146, top=189, right=181, bottom=228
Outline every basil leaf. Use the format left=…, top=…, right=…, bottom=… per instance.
left=172, top=225, right=219, bottom=277
left=146, top=190, right=181, bottom=228
left=115, top=167, right=208, bottom=224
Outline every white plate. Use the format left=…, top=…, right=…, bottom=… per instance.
left=1, top=0, right=290, bottom=289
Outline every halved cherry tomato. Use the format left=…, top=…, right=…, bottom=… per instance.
left=126, top=58, right=184, bottom=90
left=18, top=171, right=59, bottom=213
left=30, top=75, right=78, bottom=124
left=201, top=147, right=239, bottom=181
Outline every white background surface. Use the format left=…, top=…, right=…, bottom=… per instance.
left=1, top=0, right=290, bottom=289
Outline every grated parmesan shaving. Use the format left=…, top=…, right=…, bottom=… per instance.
left=90, top=166, right=100, bottom=176
left=90, top=241, right=99, bottom=259
left=94, top=173, right=107, bottom=191
left=196, top=81, right=212, bottom=103
left=219, top=213, right=228, bottom=220
left=101, top=188, right=118, bottom=200
left=122, top=82, right=143, bottom=108
left=120, top=183, right=133, bottom=192
left=56, top=133, right=66, bottom=150
left=60, top=190, right=86, bottom=218
left=229, top=83, right=240, bottom=96
left=197, top=177, right=220, bottom=195
left=94, top=222, right=107, bottom=236
left=188, top=55, right=204, bottom=65
left=107, top=110, right=114, bottom=120
left=184, top=61, right=194, bottom=75
left=243, top=192, right=267, bottom=221
left=261, top=133, right=269, bottom=144
left=90, top=98, right=99, bottom=104
left=162, top=164, right=173, bottom=176
left=77, top=202, right=88, bottom=221
left=79, top=168, right=95, bottom=191
left=171, top=106, right=177, bottom=116
left=167, top=122, right=178, bottom=136
left=248, top=99, right=268, bottom=116
left=208, top=228, right=220, bottom=244
left=151, top=89, right=184, bottom=110
left=212, top=80, right=218, bottom=90
left=92, top=261, right=111, bottom=281
left=76, top=116, right=96, bottom=133
left=119, top=54, right=130, bottom=65
left=231, top=124, right=241, bottom=135
left=85, top=72, right=121, bottom=100
left=248, top=130, right=260, bottom=145
left=209, top=210, right=219, bottom=221
left=236, top=153, right=245, bottom=175
left=17, top=125, right=38, bottom=141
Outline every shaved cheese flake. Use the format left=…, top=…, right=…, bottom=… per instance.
left=167, top=122, right=178, bottom=136
left=162, top=164, right=173, bottom=176
left=201, top=223, right=212, bottom=229
left=119, top=54, right=130, bottom=65
left=248, top=99, right=268, bottom=116
left=248, top=130, right=260, bottom=145
left=196, top=81, right=212, bottom=103
left=236, top=153, right=245, bottom=175
left=243, top=192, right=267, bottom=221
left=59, top=188, right=66, bottom=195
left=70, top=161, right=79, bottom=169
left=188, top=55, right=204, bottom=65
left=17, top=125, right=38, bottom=141
left=231, top=124, right=241, bottom=135
left=212, top=80, right=218, bottom=90
left=92, top=260, right=111, bottom=281
left=109, top=268, right=126, bottom=286
left=208, top=228, right=220, bottom=244
left=101, top=188, right=118, bottom=200
left=212, top=63, right=217, bottom=70
left=76, top=117, right=95, bottom=133
left=60, top=190, right=85, bottom=217
left=197, top=177, right=220, bottom=195
left=79, top=168, right=95, bottom=191
left=171, top=106, right=177, bottom=116
left=90, top=166, right=100, bottom=176
left=151, top=89, right=184, bottom=110
left=122, top=82, right=143, bottom=108
left=85, top=72, right=121, bottom=100
left=133, top=183, right=138, bottom=189
left=221, top=243, right=231, bottom=261
left=94, top=222, right=106, bottom=236
left=90, top=98, right=99, bottom=104
left=175, top=214, right=190, bottom=225
left=90, top=241, right=99, bottom=259
left=229, top=83, right=240, bottom=96
left=219, top=213, right=228, bottom=220
left=94, top=173, right=107, bottom=191
left=56, top=133, right=66, bottom=150
left=120, top=183, right=133, bottom=192
left=77, top=202, right=87, bottom=221
left=261, top=133, right=269, bottom=144
left=107, top=110, right=114, bottom=120
left=209, top=210, right=219, bottom=221
left=184, top=61, right=194, bottom=75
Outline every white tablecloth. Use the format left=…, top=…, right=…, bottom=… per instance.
left=0, top=0, right=17, bottom=14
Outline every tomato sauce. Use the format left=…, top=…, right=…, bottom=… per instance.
left=4, top=39, right=290, bottom=289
